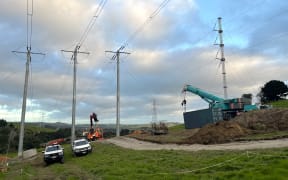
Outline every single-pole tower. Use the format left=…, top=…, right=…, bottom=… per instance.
left=13, top=47, right=43, bottom=158
left=61, top=45, right=89, bottom=144
left=12, top=0, right=45, bottom=158
left=105, top=48, right=130, bottom=137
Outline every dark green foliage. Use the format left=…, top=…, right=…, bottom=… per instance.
left=0, top=126, right=71, bottom=153
left=0, top=126, right=18, bottom=154
left=258, top=80, right=288, bottom=103
left=0, top=119, right=8, bottom=127
left=120, top=129, right=130, bottom=136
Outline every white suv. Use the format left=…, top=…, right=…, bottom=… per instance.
left=72, top=139, right=92, bottom=156
left=42, top=144, right=64, bottom=165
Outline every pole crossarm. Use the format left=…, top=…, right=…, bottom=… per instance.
left=105, top=50, right=130, bottom=55
left=61, top=50, right=90, bottom=55
left=12, top=50, right=45, bottom=56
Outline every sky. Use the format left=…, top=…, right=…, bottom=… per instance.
left=0, top=0, right=288, bottom=125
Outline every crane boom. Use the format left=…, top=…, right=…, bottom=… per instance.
left=182, top=85, right=224, bottom=104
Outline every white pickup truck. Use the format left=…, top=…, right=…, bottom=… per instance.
left=72, top=139, right=92, bottom=156
left=42, top=144, right=64, bottom=165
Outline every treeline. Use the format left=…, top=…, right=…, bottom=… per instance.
left=0, top=119, right=71, bottom=154
left=0, top=119, right=131, bottom=154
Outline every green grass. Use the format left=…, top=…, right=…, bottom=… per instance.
left=237, top=131, right=288, bottom=141
left=1, top=142, right=288, bottom=179
left=269, top=99, right=288, bottom=108
left=168, top=124, right=185, bottom=131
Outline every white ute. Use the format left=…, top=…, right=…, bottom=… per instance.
left=42, top=143, right=64, bottom=165
left=72, top=138, right=92, bottom=156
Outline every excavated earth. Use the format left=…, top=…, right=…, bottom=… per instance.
left=186, top=108, right=288, bottom=144
left=105, top=108, right=288, bottom=151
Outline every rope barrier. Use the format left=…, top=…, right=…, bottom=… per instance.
left=3, top=150, right=288, bottom=177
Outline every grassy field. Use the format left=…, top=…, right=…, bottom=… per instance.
left=1, top=142, right=288, bottom=179
left=269, top=99, right=288, bottom=108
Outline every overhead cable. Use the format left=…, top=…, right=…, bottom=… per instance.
left=120, top=0, right=171, bottom=51
left=78, top=0, right=107, bottom=48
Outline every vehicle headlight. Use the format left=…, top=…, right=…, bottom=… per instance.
left=59, top=152, right=63, bottom=155
left=75, top=149, right=80, bottom=152
left=88, top=146, right=91, bottom=150
left=44, top=154, right=49, bottom=158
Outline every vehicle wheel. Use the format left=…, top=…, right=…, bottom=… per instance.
left=60, top=158, right=64, bottom=164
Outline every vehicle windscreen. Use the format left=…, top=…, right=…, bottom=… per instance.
left=75, top=140, right=88, bottom=146
left=46, top=146, right=60, bottom=152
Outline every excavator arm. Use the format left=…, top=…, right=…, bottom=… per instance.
left=89, top=112, right=98, bottom=128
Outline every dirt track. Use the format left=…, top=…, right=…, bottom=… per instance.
left=105, top=137, right=288, bottom=151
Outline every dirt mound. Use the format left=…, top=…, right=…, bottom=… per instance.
left=185, top=108, right=288, bottom=144
left=234, top=109, right=288, bottom=131
left=185, top=121, right=248, bottom=144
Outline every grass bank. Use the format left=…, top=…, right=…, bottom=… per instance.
left=1, top=142, right=288, bottom=179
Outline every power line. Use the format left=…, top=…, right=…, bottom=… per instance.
left=105, top=0, right=171, bottom=136
left=78, top=0, right=107, bottom=47
left=121, top=0, right=171, bottom=50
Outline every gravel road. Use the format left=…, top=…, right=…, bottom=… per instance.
left=104, top=137, right=288, bottom=151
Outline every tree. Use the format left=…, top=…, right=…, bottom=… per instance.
left=258, top=80, right=288, bottom=103
left=0, top=119, right=7, bottom=127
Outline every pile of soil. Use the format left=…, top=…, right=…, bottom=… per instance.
left=234, top=108, right=288, bottom=131
left=185, top=120, right=249, bottom=144
left=185, top=108, right=288, bottom=144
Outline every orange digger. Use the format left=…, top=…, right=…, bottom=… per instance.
left=86, top=112, right=103, bottom=141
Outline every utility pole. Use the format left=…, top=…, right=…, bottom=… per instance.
left=215, top=17, right=228, bottom=99
left=62, top=45, right=89, bottom=144
left=12, top=0, right=45, bottom=159
left=12, top=48, right=45, bottom=158
left=105, top=48, right=130, bottom=137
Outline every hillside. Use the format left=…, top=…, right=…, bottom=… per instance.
left=1, top=107, right=288, bottom=179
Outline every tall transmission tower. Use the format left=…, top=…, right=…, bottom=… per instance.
left=152, top=99, right=158, bottom=123
left=105, top=48, right=130, bottom=137
left=12, top=0, right=45, bottom=158
left=215, top=17, right=228, bottom=99
left=61, top=45, right=89, bottom=145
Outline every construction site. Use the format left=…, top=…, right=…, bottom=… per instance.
left=1, top=0, right=288, bottom=179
